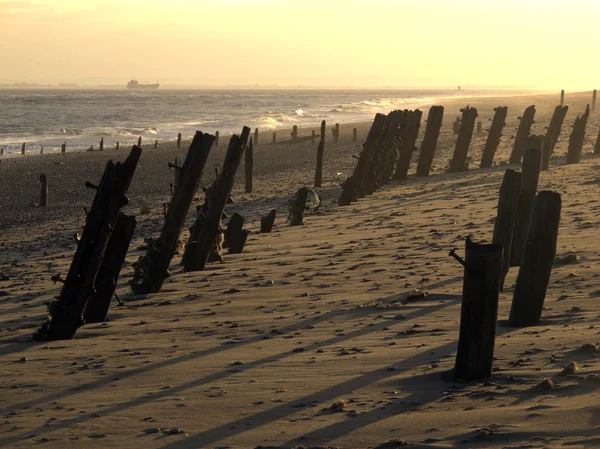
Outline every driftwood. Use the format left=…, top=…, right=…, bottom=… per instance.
left=260, top=209, right=277, bottom=233
left=449, top=106, right=478, bottom=172
left=509, top=191, right=561, bottom=326
left=542, top=105, right=569, bottom=170
left=480, top=106, right=508, bottom=168
left=509, top=105, right=536, bottom=164
left=566, top=105, right=590, bottom=164
left=416, top=106, right=444, bottom=177
left=314, top=120, right=326, bottom=187
left=454, top=238, right=502, bottom=381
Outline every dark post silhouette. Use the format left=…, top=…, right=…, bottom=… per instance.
left=353, top=127, right=358, bottom=142
left=480, top=106, right=508, bottom=168
left=542, top=105, right=569, bottom=170
left=594, top=128, right=600, bottom=155
left=593, top=90, right=597, bottom=112
left=154, top=139, right=158, bottom=149
left=224, top=213, right=248, bottom=254
left=215, top=131, right=220, bottom=148
left=21, top=143, right=25, bottom=155
left=177, top=133, right=182, bottom=148
left=449, top=106, right=478, bottom=172
left=254, top=128, right=259, bottom=146
left=291, top=125, right=298, bottom=141
left=100, top=137, right=104, bottom=151
left=560, top=90, right=565, bottom=106
left=61, top=142, right=66, bottom=153
left=39, top=173, right=48, bottom=207
left=394, top=109, right=423, bottom=180
left=332, top=123, right=340, bottom=143
left=311, top=130, right=316, bottom=143
left=477, top=121, right=482, bottom=133
left=245, top=136, right=253, bottom=194
left=272, top=132, right=276, bottom=144
left=509, top=105, right=536, bottom=164
left=115, top=142, right=119, bottom=151
left=566, top=105, right=591, bottom=164
left=416, top=106, right=444, bottom=177
left=260, top=209, right=276, bottom=233
left=314, top=120, right=326, bottom=187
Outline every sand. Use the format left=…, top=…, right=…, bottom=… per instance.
left=1, top=90, right=600, bottom=449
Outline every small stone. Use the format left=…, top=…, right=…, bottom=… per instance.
left=18, top=357, right=28, bottom=363
left=394, top=314, right=407, bottom=321
left=386, top=365, right=399, bottom=372
left=166, top=427, right=183, bottom=435
left=560, top=361, right=580, bottom=376
left=144, top=427, right=161, bottom=434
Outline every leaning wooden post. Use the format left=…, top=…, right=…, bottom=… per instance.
left=40, top=146, right=44, bottom=154
left=510, top=147, right=542, bottom=267
left=542, top=105, right=569, bottom=170
left=416, top=106, right=444, bottom=177
left=291, top=125, right=298, bottom=141
left=82, top=213, right=137, bottom=324
left=254, top=128, right=259, bottom=146
left=509, top=105, right=536, bottom=164
left=492, top=169, right=522, bottom=290
left=509, top=191, right=561, bottom=327
left=39, top=173, right=48, bottom=207
left=137, top=136, right=142, bottom=147
left=314, top=120, right=326, bottom=187
left=560, top=90, right=565, bottom=106
left=594, top=128, right=600, bottom=155
left=394, top=109, right=423, bottom=180
left=480, top=106, right=508, bottom=168
left=99, top=137, right=104, bottom=151
left=260, top=209, right=276, bottom=233
left=215, top=131, right=220, bottom=148
left=566, top=105, right=591, bottom=164
left=272, top=132, right=277, bottom=144
left=131, top=132, right=214, bottom=294
left=245, top=136, right=253, bottom=193
left=449, top=106, right=478, bottom=172
left=352, top=128, right=357, bottom=142
left=453, top=238, right=503, bottom=381
left=61, top=142, right=66, bottom=153
left=21, top=143, right=25, bottom=155
left=154, top=139, right=158, bottom=149
left=177, top=133, right=182, bottom=148
left=593, top=90, right=597, bottom=112
left=186, top=127, right=250, bottom=272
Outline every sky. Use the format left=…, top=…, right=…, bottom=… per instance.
left=0, top=0, right=599, bottom=88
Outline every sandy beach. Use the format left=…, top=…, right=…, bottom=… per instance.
left=1, top=90, right=600, bottom=448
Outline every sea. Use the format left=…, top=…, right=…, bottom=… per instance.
left=0, top=88, right=536, bottom=154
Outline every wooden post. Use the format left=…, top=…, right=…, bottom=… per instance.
left=215, top=131, right=220, bottom=148
left=177, top=133, right=182, bottom=148
left=566, top=105, right=591, bottom=164
left=21, top=143, right=25, bottom=155
left=510, top=148, right=542, bottom=267
left=371, top=110, right=405, bottom=189
left=311, top=130, right=316, bottom=143
left=254, top=128, right=259, bottom=146
left=169, top=157, right=181, bottom=192
left=560, top=90, right=565, bottom=106
left=509, top=191, right=562, bottom=327
left=332, top=123, right=340, bottom=143
left=224, top=212, right=248, bottom=254
left=1, top=148, right=3, bottom=156
left=82, top=213, right=137, bottom=324
left=452, top=117, right=461, bottom=134
left=454, top=238, right=503, bottom=381
left=61, top=142, right=66, bottom=153
left=185, top=127, right=250, bottom=272
left=594, top=128, right=600, bottom=155
left=131, top=132, right=214, bottom=294
left=542, top=105, right=569, bottom=170
left=314, top=120, right=326, bottom=187
left=39, top=173, right=48, bottom=207
left=593, top=90, right=597, bottom=112
left=291, top=125, right=298, bottom=141
left=154, top=139, right=158, bottom=149
left=416, top=106, right=444, bottom=177
left=290, top=187, right=309, bottom=226
left=477, top=121, right=482, bottom=133
left=480, top=106, right=508, bottom=168
left=137, top=136, right=142, bottom=147
left=245, top=136, right=253, bottom=194
left=393, top=109, right=423, bottom=180
left=492, top=169, right=522, bottom=290
left=353, top=128, right=357, bottom=142
left=40, top=146, right=43, bottom=154
left=449, top=106, right=478, bottom=172
left=272, top=132, right=277, bottom=144
left=260, top=209, right=276, bottom=233
left=115, top=141, right=119, bottom=151
left=509, top=105, right=536, bottom=164
left=99, top=137, right=104, bottom=151
left=34, top=146, right=142, bottom=340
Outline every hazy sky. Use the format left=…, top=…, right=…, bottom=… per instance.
left=1, top=0, right=599, bottom=88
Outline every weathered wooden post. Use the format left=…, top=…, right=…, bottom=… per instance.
left=416, top=106, right=444, bottom=177
left=332, top=123, right=340, bottom=143
left=542, top=105, right=569, bottom=170
left=272, top=132, right=277, bottom=144
left=453, top=238, right=503, bottom=381
left=311, top=130, right=316, bottom=143
left=99, top=138, right=104, bottom=151
left=566, top=105, right=591, bottom=164
left=509, top=105, right=536, bottom=164
left=137, top=136, right=142, bottom=147
left=492, top=169, right=522, bottom=290
left=61, top=142, right=66, bottom=153
left=593, top=90, right=597, bottom=112
left=1, top=148, right=4, bottom=156
left=510, top=147, right=542, bottom=267
left=177, top=133, right=182, bottom=148
left=509, top=191, right=561, bottom=327
left=594, top=128, right=600, bottom=154
left=260, top=209, right=276, bottom=233
left=40, top=146, right=44, bottom=154
left=353, top=128, right=357, bottom=142
left=215, top=131, right=220, bottom=148
left=449, top=106, right=478, bottom=172
left=291, top=125, right=298, bottom=141
left=82, top=213, right=137, bottom=324
left=394, top=109, right=423, bottom=180
left=314, top=120, right=326, bottom=187
left=290, top=187, right=309, bottom=226
left=21, top=143, right=25, bottom=155
left=477, top=121, right=482, bottom=133
left=169, top=157, right=182, bottom=192
left=452, top=117, right=461, bottom=134
left=224, top=212, right=248, bottom=254
left=185, top=127, right=250, bottom=272
left=131, top=132, right=214, bottom=293
left=39, top=173, right=48, bottom=207
left=254, top=128, right=259, bottom=146
left=154, top=139, right=158, bottom=149
left=560, top=90, right=565, bottom=106
left=245, top=136, right=253, bottom=194
left=480, top=106, right=508, bottom=168
left=115, top=141, right=119, bottom=151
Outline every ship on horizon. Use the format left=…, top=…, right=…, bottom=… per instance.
left=126, top=79, right=159, bottom=89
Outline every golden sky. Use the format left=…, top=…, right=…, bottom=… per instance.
left=1, top=0, right=598, bottom=88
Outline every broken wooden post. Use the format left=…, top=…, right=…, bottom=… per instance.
left=131, top=132, right=214, bottom=293
left=245, top=136, right=253, bottom=194
left=453, top=238, right=503, bottom=381
left=593, top=90, right=597, bottom=112
left=61, top=142, right=66, bottom=153
left=560, top=90, right=565, bottom=106
left=34, top=146, right=142, bottom=340
left=224, top=212, right=248, bottom=254
left=480, top=106, right=508, bottom=168
left=254, top=128, right=259, bottom=146
left=272, top=132, right=277, bottom=144
left=215, top=131, right=220, bottom=148
left=353, top=128, right=357, bottom=142
left=39, top=173, right=48, bottom=207
left=291, top=125, right=298, bottom=141
left=509, top=191, right=561, bottom=327
left=169, top=157, right=182, bottom=192
left=99, top=137, right=104, bottom=151
left=542, top=105, right=569, bottom=170
left=314, top=120, right=326, bottom=187
left=492, top=169, right=522, bottom=290
left=115, top=142, right=119, bottom=151
left=82, top=213, right=137, bottom=324
left=509, top=105, right=536, bottom=164
left=154, top=139, right=158, bottom=149
left=510, top=147, right=542, bottom=267
left=290, top=187, right=309, bottom=226
left=185, top=127, right=250, bottom=272
left=594, top=128, right=600, bottom=154
left=416, top=106, right=444, bottom=177
left=332, top=123, right=340, bottom=143
left=137, top=136, right=142, bottom=147
left=21, top=143, right=25, bottom=155
left=449, top=106, right=478, bottom=172
left=177, top=133, right=182, bottom=148
left=477, top=121, right=482, bottom=133
left=260, top=209, right=276, bottom=233
left=394, top=109, right=423, bottom=180
left=566, top=105, right=591, bottom=164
